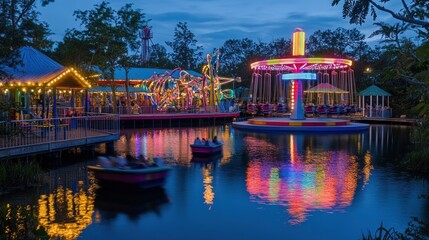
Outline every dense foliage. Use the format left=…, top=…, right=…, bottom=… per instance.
left=0, top=0, right=53, bottom=79
left=166, top=22, right=204, bottom=71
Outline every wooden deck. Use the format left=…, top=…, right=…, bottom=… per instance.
left=119, top=111, right=240, bottom=120
left=349, top=116, right=418, bottom=125
left=0, top=114, right=120, bottom=160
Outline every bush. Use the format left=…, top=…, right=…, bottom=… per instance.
left=401, top=147, right=429, bottom=174
left=362, top=218, right=429, bottom=240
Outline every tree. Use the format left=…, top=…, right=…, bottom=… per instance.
left=166, top=22, right=203, bottom=71
left=219, top=38, right=258, bottom=87
left=148, top=43, right=174, bottom=69
left=72, top=1, right=148, bottom=112
left=51, top=30, right=97, bottom=84
left=332, top=0, right=429, bottom=38
left=0, top=0, right=54, bottom=78
left=307, top=27, right=369, bottom=60
left=267, top=38, right=292, bottom=58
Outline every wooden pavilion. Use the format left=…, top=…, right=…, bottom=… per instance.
left=0, top=46, right=91, bottom=119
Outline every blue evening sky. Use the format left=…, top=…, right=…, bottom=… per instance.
left=38, top=0, right=401, bottom=51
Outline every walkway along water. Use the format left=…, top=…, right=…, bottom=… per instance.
left=0, top=113, right=120, bottom=159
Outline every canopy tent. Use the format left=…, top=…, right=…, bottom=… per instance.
left=0, top=46, right=91, bottom=119
left=357, top=84, right=392, bottom=118
left=304, top=83, right=349, bottom=94
left=304, top=83, right=349, bottom=105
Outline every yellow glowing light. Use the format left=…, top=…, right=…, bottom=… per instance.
left=293, top=28, right=305, bottom=56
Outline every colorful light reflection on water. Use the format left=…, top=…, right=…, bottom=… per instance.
left=246, top=144, right=362, bottom=224
left=1, top=125, right=428, bottom=240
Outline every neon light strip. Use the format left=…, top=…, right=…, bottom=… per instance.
left=282, top=73, right=316, bottom=80
left=251, top=58, right=353, bottom=69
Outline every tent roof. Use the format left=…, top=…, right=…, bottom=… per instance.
left=304, top=83, right=349, bottom=93
left=357, top=85, right=392, bottom=96
left=1, top=46, right=90, bottom=89
left=109, top=67, right=202, bottom=80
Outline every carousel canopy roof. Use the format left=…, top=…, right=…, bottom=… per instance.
left=304, top=83, right=349, bottom=93
left=357, top=84, right=392, bottom=96
left=88, top=86, right=150, bottom=93
left=0, top=46, right=90, bottom=89
left=107, top=67, right=202, bottom=80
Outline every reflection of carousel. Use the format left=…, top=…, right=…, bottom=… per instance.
left=233, top=28, right=369, bottom=132
left=245, top=133, right=373, bottom=224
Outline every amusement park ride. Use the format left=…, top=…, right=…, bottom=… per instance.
left=233, top=28, right=369, bottom=132
left=138, top=49, right=237, bottom=113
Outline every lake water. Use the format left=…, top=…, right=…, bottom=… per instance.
left=1, top=124, right=428, bottom=240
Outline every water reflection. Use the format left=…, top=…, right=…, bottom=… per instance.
left=245, top=133, right=372, bottom=224
left=113, top=126, right=234, bottom=166
left=0, top=163, right=96, bottom=240
left=191, top=156, right=221, bottom=209
left=202, top=165, right=215, bottom=207
left=94, top=187, right=169, bottom=222
left=2, top=125, right=425, bottom=239
left=38, top=182, right=95, bottom=240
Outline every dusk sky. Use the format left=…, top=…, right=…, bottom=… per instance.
left=38, top=0, right=401, bottom=51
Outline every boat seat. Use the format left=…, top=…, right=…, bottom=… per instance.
left=98, top=156, right=113, bottom=167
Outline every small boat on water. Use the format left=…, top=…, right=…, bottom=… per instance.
left=190, top=142, right=223, bottom=156
left=88, top=156, right=171, bottom=189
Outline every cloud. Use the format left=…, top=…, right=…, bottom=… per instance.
left=39, top=0, right=397, bottom=51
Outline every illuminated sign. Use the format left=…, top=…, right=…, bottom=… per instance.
left=282, top=73, right=316, bottom=80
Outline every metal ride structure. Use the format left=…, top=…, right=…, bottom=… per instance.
left=233, top=28, right=368, bottom=132
left=143, top=62, right=236, bottom=113
left=251, top=28, right=355, bottom=120
left=140, top=26, right=153, bottom=66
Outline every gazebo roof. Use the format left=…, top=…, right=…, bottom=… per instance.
left=0, top=46, right=91, bottom=89
left=304, top=83, right=348, bottom=93
left=357, top=85, right=391, bottom=96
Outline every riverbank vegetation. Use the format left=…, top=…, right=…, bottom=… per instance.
left=362, top=216, right=429, bottom=240
left=0, top=159, right=45, bottom=195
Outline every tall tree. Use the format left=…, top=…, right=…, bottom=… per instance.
left=166, top=22, right=203, bottom=71
left=0, top=0, right=53, bottom=78
left=72, top=1, right=148, bottom=112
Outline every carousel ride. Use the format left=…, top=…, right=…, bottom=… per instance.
left=233, top=28, right=369, bottom=132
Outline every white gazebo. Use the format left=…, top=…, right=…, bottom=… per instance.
left=357, top=84, right=392, bottom=118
